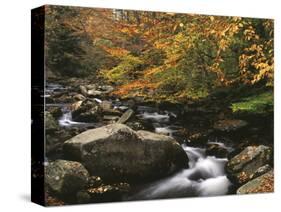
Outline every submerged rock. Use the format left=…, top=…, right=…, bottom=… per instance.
left=45, top=160, right=89, bottom=198
left=237, top=170, right=274, bottom=194
left=226, top=145, right=272, bottom=185
left=214, top=119, right=248, bottom=132
left=206, top=143, right=228, bottom=158
left=187, top=130, right=214, bottom=146
left=63, top=124, right=189, bottom=183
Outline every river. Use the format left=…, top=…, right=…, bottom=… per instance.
left=45, top=82, right=233, bottom=200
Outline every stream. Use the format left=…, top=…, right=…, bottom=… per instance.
left=46, top=83, right=232, bottom=199
left=126, top=145, right=231, bottom=200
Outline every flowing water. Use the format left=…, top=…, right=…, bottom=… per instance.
left=126, top=106, right=232, bottom=200
left=126, top=145, right=231, bottom=200
left=46, top=83, right=232, bottom=199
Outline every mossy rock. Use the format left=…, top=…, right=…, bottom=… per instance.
left=45, top=160, right=89, bottom=199
left=226, top=145, right=272, bottom=185
left=237, top=170, right=274, bottom=194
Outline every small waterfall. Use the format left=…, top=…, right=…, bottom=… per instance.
left=136, top=105, right=181, bottom=136
left=57, top=105, right=99, bottom=128
left=58, top=106, right=84, bottom=127
left=127, top=145, right=231, bottom=200
left=139, top=111, right=170, bottom=123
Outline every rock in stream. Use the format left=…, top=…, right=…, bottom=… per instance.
left=63, top=123, right=189, bottom=183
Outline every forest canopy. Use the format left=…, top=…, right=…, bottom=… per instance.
left=45, top=5, right=274, bottom=110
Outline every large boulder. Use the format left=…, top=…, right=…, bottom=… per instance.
left=237, top=170, right=274, bottom=194
left=226, top=145, right=272, bottom=185
left=45, top=160, right=89, bottom=198
left=63, top=124, right=189, bottom=183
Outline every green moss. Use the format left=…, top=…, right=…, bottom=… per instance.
left=231, top=91, right=273, bottom=114
left=102, top=55, right=143, bottom=84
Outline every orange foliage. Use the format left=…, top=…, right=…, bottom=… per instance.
left=113, top=80, right=159, bottom=96
left=143, top=66, right=164, bottom=77
left=102, top=46, right=129, bottom=57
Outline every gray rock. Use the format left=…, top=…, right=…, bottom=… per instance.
left=117, top=109, right=134, bottom=124
left=47, top=106, right=63, bottom=119
left=226, top=145, right=272, bottom=185
left=46, top=129, right=75, bottom=155
left=237, top=170, right=274, bottom=194
left=45, top=160, right=89, bottom=196
left=85, top=84, right=97, bottom=90
left=70, top=100, right=83, bottom=111
left=117, top=106, right=129, bottom=112
left=206, top=143, right=228, bottom=158
left=79, top=85, right=88, bottom=97
left=102, top=108, right=122, bottom=116
left=125, top=121, right=145, bottom=131
left=45, top=112, right=58, bottom=131
left=73, top=94, right=86, bottom=101
left=87, top=89, right=102, bottom=97
left=252, top=164, right=272, bottom=179
left=103, top=115, right=120, bottom=122
left=100, top=101, right=113, bottom=111
left=99, top=85, right=114, bottom=93
left=72, top=100, right=101, bottom=122
left=63, top=124, right=189, bottom=182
